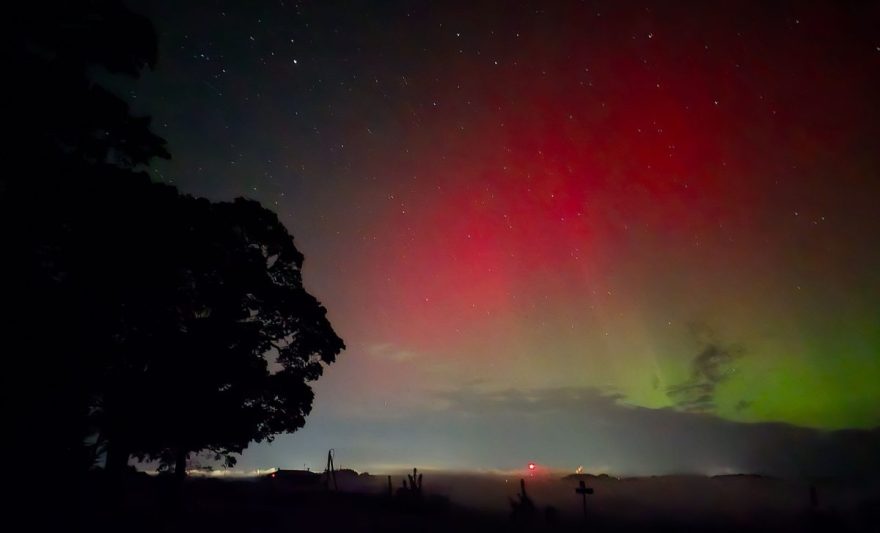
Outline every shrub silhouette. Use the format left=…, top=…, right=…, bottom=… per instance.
left=509, top=478, right=536, bottom=522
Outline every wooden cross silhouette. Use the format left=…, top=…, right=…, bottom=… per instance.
left=575, top=480, right=594, bottom=520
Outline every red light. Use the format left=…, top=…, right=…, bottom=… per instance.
left=528, top=462, right=536, bottom=470
left=271, top=473, right=276, bottom=478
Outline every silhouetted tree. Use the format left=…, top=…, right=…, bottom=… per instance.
left=3, top=0, right=169, bottom=488
left=3, top=0, right=344, bottom=494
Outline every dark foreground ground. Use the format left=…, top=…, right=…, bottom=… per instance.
left=29, top=471, right=880, bottom=533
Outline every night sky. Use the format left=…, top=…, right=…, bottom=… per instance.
left=114, top=0, right=879, bottom=476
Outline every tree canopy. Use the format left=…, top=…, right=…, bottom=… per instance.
left=104, top=192, right=345, bottom=474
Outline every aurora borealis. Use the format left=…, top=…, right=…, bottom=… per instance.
left=118, top=0, right=879, bottom=474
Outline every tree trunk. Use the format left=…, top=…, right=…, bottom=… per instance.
left=169, top=447, right=189, bottom=513
left=104, top=437, right=129, bottom=512
left=105, top=438, right=130, bottom=482
left=174, top=448, right=188, bottom=482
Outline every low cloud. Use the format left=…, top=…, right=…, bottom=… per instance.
left=232, top=384, right=878, bottom=480
left=425, top=385, right=880, bottom=479
left=666, top=322, right=745, bottom=413
left=367, top=342, right=419, bottom=361
left=434, top=386, right=624, bottom=416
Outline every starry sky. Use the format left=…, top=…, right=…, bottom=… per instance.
left=115, top=0, right=880, bottom=476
